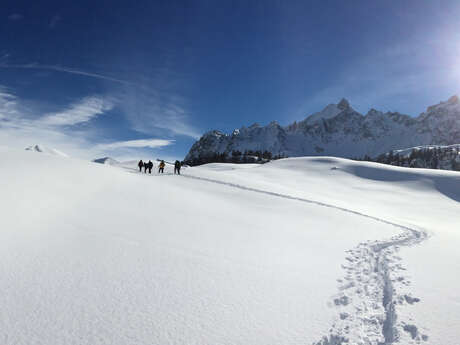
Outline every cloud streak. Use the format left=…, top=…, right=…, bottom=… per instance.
left=0, top=88, right=19, bottom=120
left=39, top=96, right=114, bottom=126
left=0, top=63, right=131, bottom=85
left=0, top=88, right=108, bottom=157
left=96, top=139, right=174, bottom=150
left=0, top=61, right=201, bottom=140
left=119, top=86, right=201, bottom=139
left=0, top=87, right=175, bottom=160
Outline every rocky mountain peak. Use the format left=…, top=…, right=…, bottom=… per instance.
left=337, top=98, right=350, bottom=111
left=366, top=108, right=382, bottom=116
left=426, top=95, right=460, bottom=113
left=448, top=95, right=459, bottom=104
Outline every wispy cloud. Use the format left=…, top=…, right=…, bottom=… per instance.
left=0, top=86, right=175, bottom=160
left=0, top=59, right=201, bottom=140
left=39, top=96, right=114, bottom=126
left=8, top=14, right=23, bottom=21
left=0, top=88, right=107, bottom=157
left=0, top=87, right=19, bottom=120
left=0, top=63, right=131, bottom=85
left=96, top=139, right=174, bottom=150
left=119, top=86, right=201, bottom=139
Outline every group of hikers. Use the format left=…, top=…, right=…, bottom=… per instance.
left=137, top=159, right=182, bottom=175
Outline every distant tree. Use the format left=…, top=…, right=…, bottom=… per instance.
left=262, top=150, right=272, bottom=160
left=431, top=154, right=439, bottom=169
left=231, top=150, right=242, bottom=163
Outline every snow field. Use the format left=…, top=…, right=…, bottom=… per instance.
left=185, top=157, right=460, bottom=344
left=0, top=147, right=459, bottom=344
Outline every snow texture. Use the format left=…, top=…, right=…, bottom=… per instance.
left=0, top=147, right=459, bottom=345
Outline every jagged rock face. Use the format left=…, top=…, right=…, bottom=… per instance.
left=417, top=97, right=460, bottom=145
left=185, top=96, right=460, bottom=164
left=186, top=130, right=231, bottom=161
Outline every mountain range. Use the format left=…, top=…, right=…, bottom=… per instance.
left=185, top=95, right=460, bottom=165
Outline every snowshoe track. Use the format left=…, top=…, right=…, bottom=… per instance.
left=316, top=230, right=428, bottom=345
left=181, top=174, right=429, bottom=345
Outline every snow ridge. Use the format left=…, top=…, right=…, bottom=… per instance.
left=92, top=157, right=120, bottom=165
left=25, top=144, right=68, bottom=157
left=179, top=173, right=428, bottom=345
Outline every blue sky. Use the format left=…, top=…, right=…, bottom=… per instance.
left=1, top=0, right=460, bottom=160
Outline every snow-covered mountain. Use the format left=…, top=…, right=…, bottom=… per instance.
left=185, top=96, right=460, bottom=165
left=92, top=156, right=120, bottom=165
left=25, top=144, right=68, bottom=157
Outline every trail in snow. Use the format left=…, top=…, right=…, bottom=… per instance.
left=180, top=174, right=423, bottom=234
left=175, top=173, right=429, bottom=345
left=315, top=228, right=428, bottom=345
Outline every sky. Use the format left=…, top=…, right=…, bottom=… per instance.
left=1, top=0, right=460, bottom=160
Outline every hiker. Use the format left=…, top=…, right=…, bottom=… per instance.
left=158, top=160, right=165, bottom=173
left=148, top=160, right=153, bottom=174
left=174, top=160, right=181, bottom=175
left=143, top=161, right=148, bottom=173
left=138, top=160, right=143, bottom=172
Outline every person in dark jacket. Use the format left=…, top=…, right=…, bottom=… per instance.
left=138, top=160, right=143, bottom=172
left=148, top=160, right=153, bottom=174
left=143, top=161, right=148, bottom=173
left=158, top=160, right=165, bottom=173
left=174, top=160, right=181, bottom=175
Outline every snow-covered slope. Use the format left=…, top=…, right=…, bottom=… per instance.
left=1, top=147, right=459, bottom=345
left=185, top=158, right=460, bottom=345
left=25, top=144, right=68, bottom=157
left=185, top=95, right=460, bottom=164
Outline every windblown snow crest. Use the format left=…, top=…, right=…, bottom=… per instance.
left=25, top=144, right=68, bottom=157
